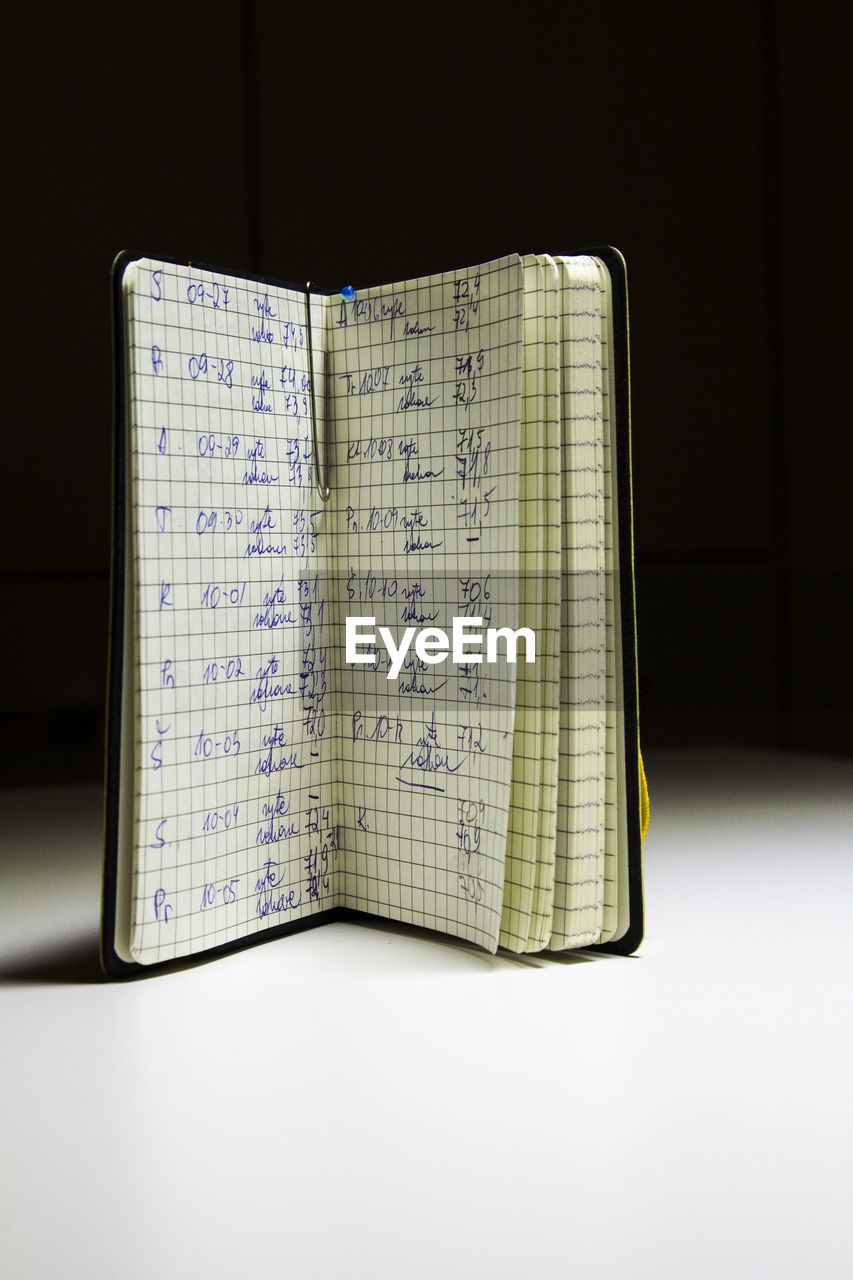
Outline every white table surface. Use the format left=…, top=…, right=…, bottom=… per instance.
left=2, top=748, right=852, bottom=1279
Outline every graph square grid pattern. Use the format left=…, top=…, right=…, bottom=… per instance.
left=120, top=253, right=623, bottom=963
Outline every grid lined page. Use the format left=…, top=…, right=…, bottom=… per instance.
left=498, top=258, right=562, bottom=952
left=328, top=257, right=523, bottom=952
left=550, top=256, right=608, bottom=948
left=122, top=259, right=336, bottom=964
left=596, top=258, right=620, bottom=942
left=526, top=254, right=563, bottom=950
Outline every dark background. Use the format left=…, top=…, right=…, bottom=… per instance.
left=4, top=0, right=851, bottom=784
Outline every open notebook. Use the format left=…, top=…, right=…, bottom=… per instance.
left=102, top=249, right=645, bottom=976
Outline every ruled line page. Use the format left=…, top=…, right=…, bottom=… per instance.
left=122, top=259, right=335, bottom=964
left=327, top=257, right=523, bottom=952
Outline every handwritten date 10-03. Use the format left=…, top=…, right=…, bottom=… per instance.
left=194, top=729, right=241, bottom=760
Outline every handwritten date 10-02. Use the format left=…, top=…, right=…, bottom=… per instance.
left=202, top=657, right=244, bottom=684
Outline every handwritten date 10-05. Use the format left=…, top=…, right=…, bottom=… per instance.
left=199, top=878, right=240, bottom=911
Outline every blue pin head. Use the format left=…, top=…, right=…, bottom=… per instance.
left=340, top=285, right=355, bottom=301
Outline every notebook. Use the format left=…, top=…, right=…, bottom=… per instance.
left=101, top=248, right=646, bottom=976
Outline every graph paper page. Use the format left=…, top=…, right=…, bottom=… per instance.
left=120, top=259, right=336, bottom=964
left=525, top=255, right=562, bottom=951
left=328, top=257, right=523, bottom=952
left=596, top=255, right=624, bottom=943
left=498, top=257, right=562, bottom=952
left=550, top=255, right=609, bottom=947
